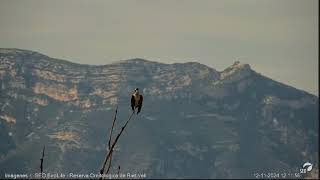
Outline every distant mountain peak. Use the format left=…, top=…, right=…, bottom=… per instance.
left=220, top=61, right=252, bottom=82
left=0, top=48, right=47, bottom=56
left=232, top=60, right=241, bottom=66
left=0, top=48, right=318, bottom=179
left=118, top=58, right=160, bottom=65
left=0, top=48, right=27, bottom=54
left=0, top=48, right=50, bottom=61
left=230, top=61, right=251, bottom=70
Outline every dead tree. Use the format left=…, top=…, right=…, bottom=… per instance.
left=100, top=109, right=136, bottom=179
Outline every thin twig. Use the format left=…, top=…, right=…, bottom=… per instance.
left=40, top=145, right=45, bottom=180
left=108, top=106, right=118, bottom=149
left=99, top=107, right=118, bottom=177
left=106, top=152, right=113, bottom=175
left=100, top=110, right=135, bottom=177
left=117, top=165, right=120, bottom=178
left=106, top=106, right=118, bottom=174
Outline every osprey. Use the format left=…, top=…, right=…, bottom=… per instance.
left=131, top=88, right=143, bottom=114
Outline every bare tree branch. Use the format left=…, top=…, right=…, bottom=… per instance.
left=40, top=145, right=45, bottom=180
left=100, top=110, right=135, bottom=177
left=106, top=106, right=118, bottom=174
left=117, top=165, right=120, bottom=177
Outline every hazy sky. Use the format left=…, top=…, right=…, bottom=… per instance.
left=0, top=0, right=318, bottom=95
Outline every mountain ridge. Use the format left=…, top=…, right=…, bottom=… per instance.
left=1, top=48, right=316, bottom=98
left=0, top=48, right=318, bottom=179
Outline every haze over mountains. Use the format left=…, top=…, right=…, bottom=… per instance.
left=0, top=49, right=318, bottom=178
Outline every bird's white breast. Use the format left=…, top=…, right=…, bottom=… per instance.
left=133, top=93, right=140, bottom=106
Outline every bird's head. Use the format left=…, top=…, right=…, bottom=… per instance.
left=134, top=88, right=139, bottom=94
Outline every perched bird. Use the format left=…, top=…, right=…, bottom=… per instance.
left=131, top=88, right=143, bottom=114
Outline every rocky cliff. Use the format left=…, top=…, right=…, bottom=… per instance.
left=0, top=49, right=318, bottom=178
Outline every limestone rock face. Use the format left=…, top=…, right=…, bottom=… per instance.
left=0, top=49, right=318, bottom=179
